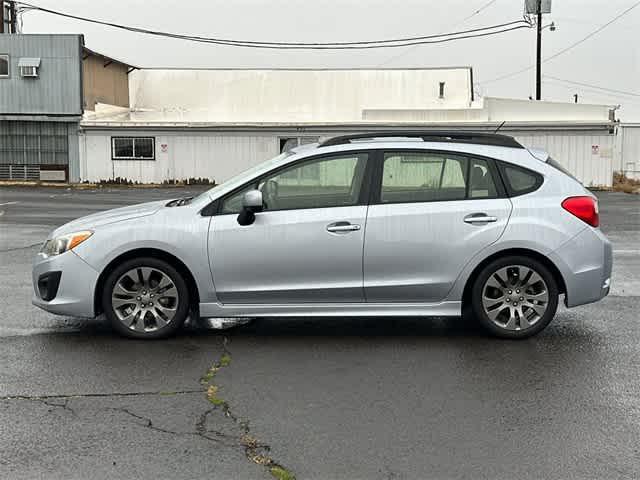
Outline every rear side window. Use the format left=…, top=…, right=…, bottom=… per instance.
left=501, top=164, right=543, bottom=196
left=381, top=152, right=467, bottom=203
left=380, top=152, right=500, bottom=204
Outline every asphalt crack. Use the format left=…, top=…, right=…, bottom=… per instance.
left=0, top=388, right=205, bottom=401
left=201, top=337, right=296, bottom=480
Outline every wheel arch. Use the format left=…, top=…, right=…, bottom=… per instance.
left=461, top=248, right=567, bottom=309
left=94, top=248, right=201, bottom=317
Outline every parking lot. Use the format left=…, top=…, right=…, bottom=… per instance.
left=0, top=186, right=639, bottom=479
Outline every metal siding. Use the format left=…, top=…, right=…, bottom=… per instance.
left=621, top=125, right=640, bottom=179
left=79, top=128, right=619, bottom=186
left=79, top=131, right=279, bottom=183
left=0, top=35, right=82, bottom=115
left=513, top=131, right=615, bottom=187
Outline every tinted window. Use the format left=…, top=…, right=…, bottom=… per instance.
left=381, top=152, right=468, bottom=203
left=112, top=137, right=155, bottom=160
left=503, top=165, right=541, bottom=194
left=0, top=55, right=8, bottom=76
left=221, top=153, right=368, bottom=213
left=469, top=158, right=498, bottom=198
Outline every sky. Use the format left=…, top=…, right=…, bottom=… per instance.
left=19, top=0, right=640, bottom=120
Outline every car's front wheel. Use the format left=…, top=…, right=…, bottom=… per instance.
left=102, top=257, right=189, bottom=339
left=471, top=256, right=559, bottom=339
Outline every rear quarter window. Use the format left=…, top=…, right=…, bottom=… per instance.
left=499, top=163, right=543, bottom=197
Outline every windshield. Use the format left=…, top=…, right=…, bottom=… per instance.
left=190, top=150, right=294, bottom=203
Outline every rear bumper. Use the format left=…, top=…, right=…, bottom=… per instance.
left=549, top=227, right=613, bottom=308
left=32, top=250, right=99, bottom=317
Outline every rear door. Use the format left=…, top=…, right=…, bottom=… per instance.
left=363, top=150, right=512, bottom=302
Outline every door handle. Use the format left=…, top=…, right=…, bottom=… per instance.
left=327, top=222, right=361, bottom=233
left=464, top=214, right=498, bottom=224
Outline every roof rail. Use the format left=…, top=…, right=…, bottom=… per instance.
left=318, top=131, right=524, bottom=149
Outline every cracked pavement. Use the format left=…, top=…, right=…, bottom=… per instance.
left=1, top=187, right=639, bottom=479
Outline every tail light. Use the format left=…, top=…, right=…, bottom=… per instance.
left=561, top=196, right=599, bottom=227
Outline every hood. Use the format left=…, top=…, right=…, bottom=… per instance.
left=51, top=200, right=166, bottom=237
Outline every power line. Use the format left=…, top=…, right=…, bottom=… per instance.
left=543, top=76, right=640, bottom=98
left=377, top=0, right=508, bottom=67
left=460, top=0, right=500, bottom=23
left=17, top=1, right=531, bottom=49
left=481, top=0, right=640, bottom=84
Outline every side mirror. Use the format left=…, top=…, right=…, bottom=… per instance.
left=237, top=190, right=263, bottom=226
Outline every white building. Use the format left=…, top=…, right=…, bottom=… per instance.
left=79, top=67, right=625, bottom=187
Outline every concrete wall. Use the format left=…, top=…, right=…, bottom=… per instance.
left=82, top=54, right=129, bottom=111
left=0, top=34, right=82, bottom=116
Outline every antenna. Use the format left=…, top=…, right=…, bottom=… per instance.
left=494, top=121, right=506, bottom=134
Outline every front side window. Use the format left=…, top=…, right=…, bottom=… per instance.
left=381, top=152, right=468, bottom=203
left=0, top=55, right=9, bottom=77
left=220, top=153, right=368, bottom=213
left=111, top=137, right=155, bottom=160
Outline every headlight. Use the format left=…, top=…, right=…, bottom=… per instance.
left=41, top=230, right=93, bottom=257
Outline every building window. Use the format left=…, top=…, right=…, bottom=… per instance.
left=111, top=137, right=155, bottom=160
left=0, top=55, right=9, bottom=77
left=439, top=82, right=446, bottom=99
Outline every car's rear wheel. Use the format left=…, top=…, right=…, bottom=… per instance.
left=471, top=256, right=559, bottom=339
left=102, top=257, right=189, bottom=339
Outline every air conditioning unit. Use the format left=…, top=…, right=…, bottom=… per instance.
left=18, top=58, right=40, bottom=78
left=20, top=65, right=38, bottom=77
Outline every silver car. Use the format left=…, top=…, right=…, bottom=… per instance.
left=32, top=132, right=612, bottom=339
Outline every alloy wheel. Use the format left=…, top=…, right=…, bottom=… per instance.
left=481, top=265, right=549, bottom=331
left=111, top=267, right=179, bottom=333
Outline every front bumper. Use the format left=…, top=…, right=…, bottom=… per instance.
left=549, top=227, right=613, bottom=308
left=32, top=250, right=99, bottom=317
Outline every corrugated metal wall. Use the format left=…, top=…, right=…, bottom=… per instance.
left=621, top=125, right=640, bottom=180
left=0, top=34, right=82, bottom=115
left=79, top=128, right=619, bottom=186
left=513, top=131, right=616, bottom=187
left=80, top=131, right=279, bottom=183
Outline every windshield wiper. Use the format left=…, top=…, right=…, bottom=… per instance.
left=166, top=196, right=194, bottom=207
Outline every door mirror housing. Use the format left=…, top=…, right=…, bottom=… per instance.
left=238, top=189, right=263, bottom=225
left=242, top=190, right=263, bottom=211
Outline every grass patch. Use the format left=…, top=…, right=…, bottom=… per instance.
left=613, top=172, right=640, bottom=194
left=270, top=465, right=296, bottom=480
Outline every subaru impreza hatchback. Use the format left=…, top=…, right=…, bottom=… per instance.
left=33, top=132, right=612, bottom=339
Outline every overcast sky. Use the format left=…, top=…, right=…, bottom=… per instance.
left=20, top=0, right=640, bottom=120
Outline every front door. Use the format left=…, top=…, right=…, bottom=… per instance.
left=209, top=151, right=370, bottom=304
left=364, top=150, right=512, bottom=302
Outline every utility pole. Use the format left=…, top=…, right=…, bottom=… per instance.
left=0, top=1, right=5, bottom=34
left=8, top=0, right=16, bottom=33
left=536, top=0, right=542, bottom=100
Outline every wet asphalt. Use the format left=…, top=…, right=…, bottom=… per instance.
left=0, top=186, right=638, bottom=480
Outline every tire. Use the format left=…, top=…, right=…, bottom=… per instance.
left=470, top=256, right=559, bottom=339
left=102, top=257, right=190, bottom=339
